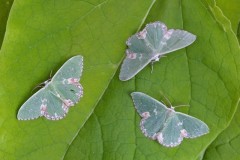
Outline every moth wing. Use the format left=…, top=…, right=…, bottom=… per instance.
left=119, top=22, right=196, bottom=81
left=157, top=115, right=183, bottom=147
left=127, top=21, right=167, bottom=53
left=51, top=55, right=83, bottom=105
left=17, top=89, right=46, bottom=120
left=42, top=91, right=68, bottom=120
left=131, top=92, right=168, bottom=138
left=53, top=82, right=83, bottom=105
left=51, top=55, right=83, bottom=82
left=144, top=21, right=169, bottom=51
left=18, top=56, right=84, bottom=120
left=17, top=89, right=68, bottom=120
left=176, top=112, right=209, bottom=138
left=119, top=51, right=154, bottom=81
left=159, top=29, right=196, bottom=55
left=119, top=22, right=167, bottom=81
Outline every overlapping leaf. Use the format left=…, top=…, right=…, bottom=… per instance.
left=216, top=0, right=240, bottom=37
left=215, top=0, right=240, bottom=42
left=0, top=0, right=13, bottom=48
left=203, top=0, right=240, bottom=159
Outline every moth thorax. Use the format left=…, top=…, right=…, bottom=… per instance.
left=153, top=56, right=160, bottom=62
left=170, top=106, right=175, bottom=111
left=167, top=108, right=175, bottom=116
left=154, top=57, right=160, bottom=61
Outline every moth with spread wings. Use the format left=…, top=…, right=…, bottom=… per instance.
left=131, top=92, right=209, bottom=147
left=119, top=21, right=196, bottom=81
left=17, top=55, right=83, bottom=120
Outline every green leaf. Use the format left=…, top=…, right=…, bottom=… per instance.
left=200, top=1, right=240, bottom=160
left=0, top=0, right=14, bottom=49
left=238, top=23, right=240, bottom=42
left=215, top=0, right=240, bottom=37
left=64, top=0, right=240, bottom=160
left=0, top=0, right=240, bottom=160
left=0, top=0, right=155, bottom=159
left=201, top=2, right=240, bottom=159
left=203, top=104, right=240, bottom=160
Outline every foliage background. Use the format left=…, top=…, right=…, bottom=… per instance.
left=0, top=0, right=239, bottom=159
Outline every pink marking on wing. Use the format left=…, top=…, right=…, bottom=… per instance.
left=161, top=24, right=167, bottom=32
left=157, top=132, right=164, bottom=143
left=152, top=133, right=158, bottom=140
left=126, top=50, right=137, bottom=59
left=43, top=112, right=65, bottom=120
left=178, top=136, right=183, bottom=143
left=62, top=103, right=69, bottom=113
left=67, top=78, right=83, bottom=90
left=63, top=99, right=74, bottom=107
left=68, top=78, right=79, bottom=84
left=77, top=83, right=83, bottom=89
left=76, top=91, right=83, bottom=99
left=137, top=29, right=147, bottom=39
left=140, top=119, right=149, bottom=138
left=180, top=129, right=188, bottom=137
left=141, top=112, right=150, bottom=119
left=40, top=103, right=55, bottom=120
left=126, top=38, right=131, bottom=46
left=40, top=104, right=47, bottom=115
left=40, top=104, right=62, bottom=120
left=74, top=83, right=83, bottom=99
left=163, top=29, right=174, bottom=40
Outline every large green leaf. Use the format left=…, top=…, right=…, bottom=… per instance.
left=0, top=0, right=240, bottom=160
left=202, top=1, right=240, bottom=159
left=215, top=0, right=240, bottom=36
left=63, top=0, right=240, bottom=160
left=0, top=0, right=14, bottom=49
left=0, top=0, right=155, bottom=159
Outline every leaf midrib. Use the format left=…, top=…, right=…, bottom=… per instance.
left=61, top=1, right=157, bottom=159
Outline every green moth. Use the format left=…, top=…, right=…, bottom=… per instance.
left=17, top=55, right=83, bottom=120
left=119, top=21, right=196, bottom=81
left=131, top=92, right=209, bottom=147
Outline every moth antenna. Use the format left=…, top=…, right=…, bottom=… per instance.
left=151, top=61, right=154, bottom=73
left=49, top=70, right=53, bottom=78
left=163, top=95, right=172, bottom=107
left=31, top=79, right=52, bottom=93
left=31, top=83, right=45, bottom=93
left=159, top=91, right=172, bottom=107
